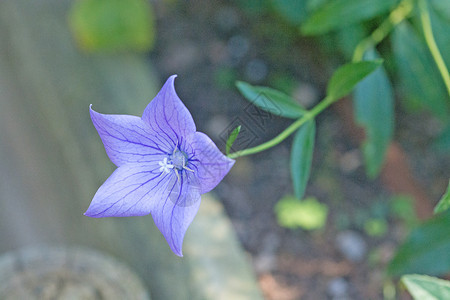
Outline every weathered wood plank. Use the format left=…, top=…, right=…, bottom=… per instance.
left=0, top=0, right=262, bottom=299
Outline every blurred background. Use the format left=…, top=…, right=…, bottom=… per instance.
left=0, top=0, right=449, bottom=299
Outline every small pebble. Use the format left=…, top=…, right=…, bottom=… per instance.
left=161, top=42, right=201, bottom=72
left=215, top=7, right=240, bottom=32
left=245, top=59, right=268, bottom=82
left=327, top=277, right=349, bottom=298
left=260, top=232, right=281, bottom=254
left=335, top=230, right=367, bottom=262
left=339, top=149, right=362, bottom=173
left=227, top=35, right=250, bottom=60
left=205, top=115, right=229, bottom=140
left=293, top=82, right=319, bottom=108
left=253, top=254, right=277, bottom=273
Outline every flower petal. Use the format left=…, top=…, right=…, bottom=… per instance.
left=141, top=75, right=196, bottom=149
left=90, top=106, right=170, bottom=166
left=85, top=163, right=171, bottom=218
left=189, top=132, right=235, bottom=194
left=151, top=171, right=201, bottom=256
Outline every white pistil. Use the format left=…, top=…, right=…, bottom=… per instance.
left=159, top=157, right=174, bottom=174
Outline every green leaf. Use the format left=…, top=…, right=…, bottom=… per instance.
left=336, top=24, right=367, bottom=60
left=226, top=125, right=241, bottom=155
left=429, top=4, right=450, bottom=75
left=236, top=81, right=306, bottom=119
left=271, top=0, right=308, bottom=25
left=402, top=274, right=450, bottom=300
left=301, top=0, right=396, bottom=35
left=326, top=60, right=382, bottom=102
left=434, top=124, right=450, bottom=152
left=291, top=120, right=316, bottom=200
left=364, top=218, right=388, bottom=237
left=434, top=180, right=450, bottom=214
left=275, top=196, right=328, bottom=230
left=354, top=49, right=394, bottom=178
left=430, top=0, right=450, bottom=22
left=69, top=0, right=156, bottom=53
left=392, top=22, right=449, bottom=118
left=388, top=209, right=450, bottom=277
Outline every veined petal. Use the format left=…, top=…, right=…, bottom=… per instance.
left=85, top=163, right=171, bottom=218
left=141, top=75, right=196, bottom=149
left=151, top=171, right=201, bottom=256
left=189, top=132, right=235, bottom=194
left=90, top=106, right=170, bottom=166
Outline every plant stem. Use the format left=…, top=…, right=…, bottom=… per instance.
left=228, top=96, right=334, bottom=159
left=419, top=0, right=450, bottom=96
left=352, top=0, right=414, bottom=62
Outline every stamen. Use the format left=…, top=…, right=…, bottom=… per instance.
left=183, top=166, right=194, bottom=172
left=182, top=155, right=194, bottom=172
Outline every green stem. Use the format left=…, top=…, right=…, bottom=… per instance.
left=353, top=0, right=414, bottom=62
left=228, top=96, right=334, bottom=159
left=419, top=0, right=450, bottom=96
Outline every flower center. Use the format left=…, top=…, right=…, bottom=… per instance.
left=158, top=148, right=193, bottom=177
left=170, top=149, right=188, bottom=170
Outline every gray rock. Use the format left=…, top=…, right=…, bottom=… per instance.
left=227, top=35, right=250, bottom=60
left=245, top=59, right=268, bottom=82
left=327, top=277, right=349, bottom=298
left=335, top=230, right=367, bottom=262
left=253, top=254, right=277, bottom=273
left=215, top=7, right=240, bottom=32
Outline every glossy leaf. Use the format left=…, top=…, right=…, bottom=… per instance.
left=291, top=120, right=316, bottom=200
left=326, top=60, right=382, bottom=102
left=354, top=49, right=394, bottom=178
left=402, top=274, right=450, bottom=300
left=236, top=81, right=306, bottom=119
left=226, top=125, right=241, bottom=155
left=301, top=0, right=396, bottom=35
left=388, top=209, right=450, bottom=276
left=69, top=0, right=155, bottom=53
left=392, top=22, right=449, bottom=118
left=434, top=180, right=450, bottom=214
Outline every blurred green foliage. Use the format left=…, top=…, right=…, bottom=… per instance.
left=354, top=49, right=394, bottom=178
left=300, top=0, right=396, bottom=35
left=392, top=22, right=449, bottom=118
left=234, top=0, right=450, bottom=293
left=388, top=209, right=450, bottom=277
left=235, top=0, right=450, bottom=175
left=275, top=196, right=328, bottom=230
left=69, top=0, right=155, bottom=53
left=364, top=218, right=388, bottom=237
left=390, top=194, right=417, bottom=227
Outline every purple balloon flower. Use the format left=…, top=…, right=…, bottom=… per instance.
left=85, top=75, right=234, bottom=256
